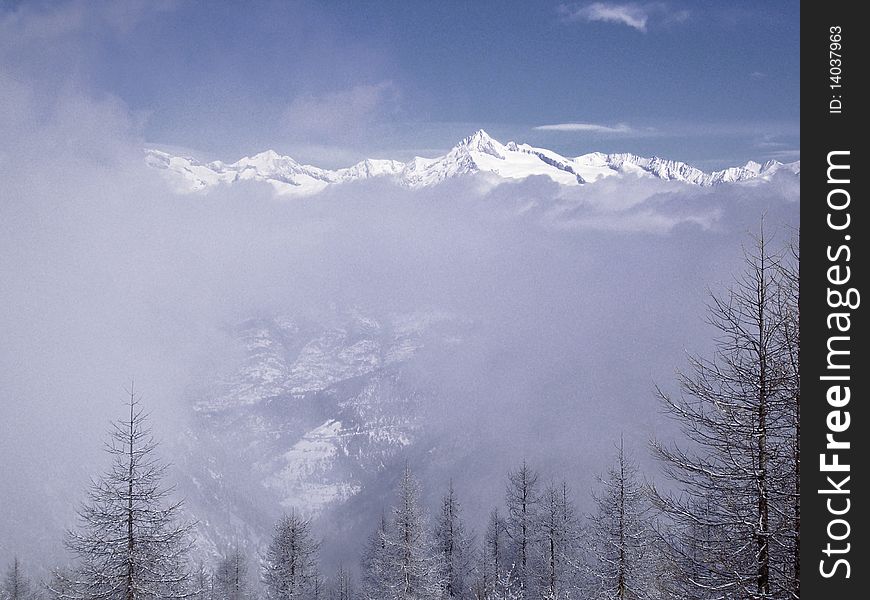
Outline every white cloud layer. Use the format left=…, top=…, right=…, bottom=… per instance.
left=534, top=122, right=637, bottom=134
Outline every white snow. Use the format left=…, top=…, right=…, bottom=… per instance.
left=263, top=419, right=362, bottom=514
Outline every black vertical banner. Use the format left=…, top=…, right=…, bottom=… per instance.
left=802, top=2, right=867, bottom=597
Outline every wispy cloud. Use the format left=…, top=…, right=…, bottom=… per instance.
left=754, top=141, right=788, bottom=150
left=282, top=81, right=400, bottom=140
left=559, top=2, right=688, bottom=32
left=0, top=0, right=175, bottom=42
left=534, top=122, right=637, bottom=134
left=762, top=149, right=800, bottom=161
left=753, top=136, right=799, bottom=162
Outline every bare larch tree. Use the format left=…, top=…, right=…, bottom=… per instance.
left=57, top=388, right=194, bottom=600
left=588, top=440, right=655, bottom=600
left=262, top=512, right=320, bottom=600
left=213, top=546, right=249, bottom=600
left=504, top=463, right=540, bottom=598
left=433, top=481, right=474, bottom=600
left=651, top=231, right=799, bottom=599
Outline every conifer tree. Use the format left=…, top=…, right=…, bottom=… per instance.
left=2, top=558, right=34, bottom=600
left=362, top=467, right=442, bottom=600
left=536, top=482, right=581, bottom=600
left=57, top=388, right=194, bottom=600
left=329, top=565, right=352, bottom=600
left=503, top=463, right=539, bottom=598
left=475, top=509, right=507, bottom=600
left=588, top=441, right=655, bottom=600
left=190, top=563, right=212, bottom=600
left=651, top=232, right=798, bottom=599
left=360, top=514, right=390, bottom=600
left=775, top=237, right=800, bottom=600
left=433, top=482, right=473, bottom=600
left=262, top=512, right=320, bottom=600
left=387, top=467, right=443, bottom=600
left=213, top=546, right=249, bottom=600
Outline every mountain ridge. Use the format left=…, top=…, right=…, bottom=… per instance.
left=176, top=308, right=463, bottom=560
left=145, top=129, right=800, bottom=196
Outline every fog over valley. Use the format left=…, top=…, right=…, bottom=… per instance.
left=0, top=81, right=799, bottom=576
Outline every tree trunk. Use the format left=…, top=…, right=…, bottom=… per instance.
left=127, top=392, right=136, bottom=600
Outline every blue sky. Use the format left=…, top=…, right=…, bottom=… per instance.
left=1, top=0, right=799, bottom=168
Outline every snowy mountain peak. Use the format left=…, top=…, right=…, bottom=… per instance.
left=743, top=160, right=763, bottom=173
left=235, top=150, right=304, bottom=174
left=145, top=131, right=799, bottom=196
left=249, top=149, right=283, bottom=163
left=455, top=129, right=506, bottom=158
left=336, top=158, right=406, bottom=180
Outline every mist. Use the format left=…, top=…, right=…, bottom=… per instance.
left=0, top=75, right=799, bottom=571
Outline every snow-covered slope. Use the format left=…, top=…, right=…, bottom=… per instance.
left=176, top=309, right=463, bottom=556
left=145, top=130, right=800, bottom=196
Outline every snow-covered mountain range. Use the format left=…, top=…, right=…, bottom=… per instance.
left=145, top=130, right=800, bottom=196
